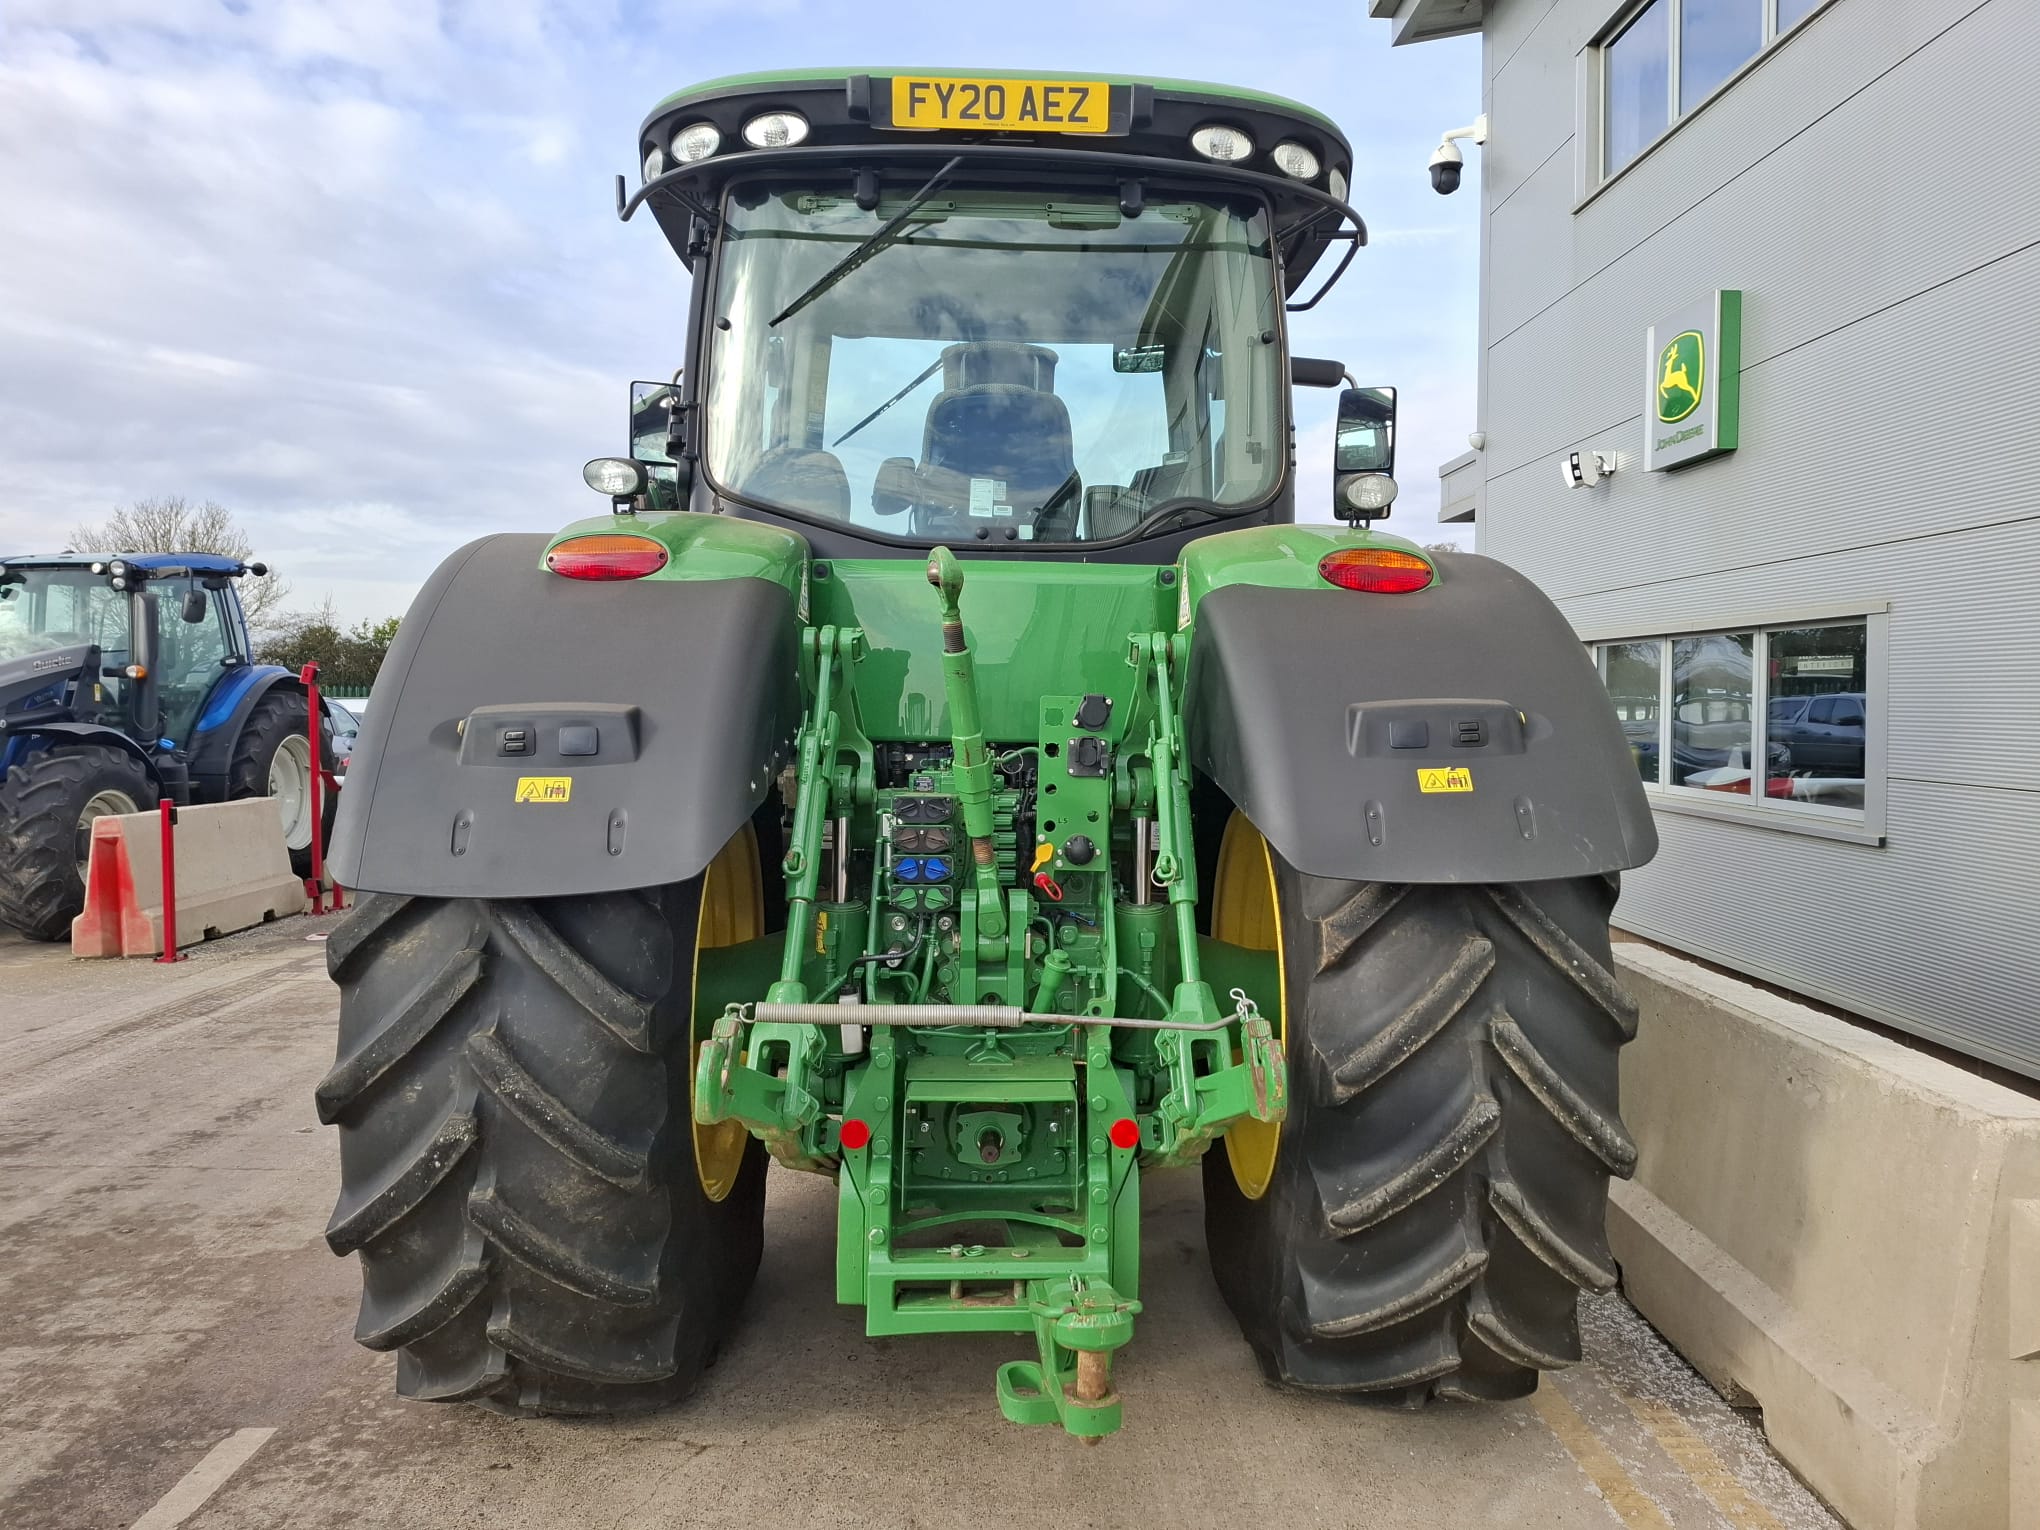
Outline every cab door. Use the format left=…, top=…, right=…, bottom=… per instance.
left=157, top=579, right=237, bottom=746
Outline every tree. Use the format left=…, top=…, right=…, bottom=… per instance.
left=69, top=495, right=290, bottom=630
left=255, top=600, right=400, bottom=691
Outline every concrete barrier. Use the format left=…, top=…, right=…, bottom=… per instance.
left=1609, top=943, right=2040, bottom=1530
left=71, top=800, right=307, bottom=958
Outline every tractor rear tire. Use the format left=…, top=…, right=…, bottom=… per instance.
left=0, top=745, right=152, bottom=941
left=227, top=688, right=335, bottom=878
left=1204, top=833, right=1638, bottom=1402
left=317, top=881, right=767, bottom=1415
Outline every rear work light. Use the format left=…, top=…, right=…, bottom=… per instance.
left=1317, top=547, right=1434, bottom=594
left=546, top=534, right=669, bottom=581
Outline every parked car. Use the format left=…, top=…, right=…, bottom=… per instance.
left=328, top=701, right=363, bottom=775
left=1770, top=691, right=1866, bottom=776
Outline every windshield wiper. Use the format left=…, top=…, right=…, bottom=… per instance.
left=771, top=156, right=964, bottom=328
left=1138, top=501, right=1231, bottom=537
left=831, top=353, right=949, bottom=448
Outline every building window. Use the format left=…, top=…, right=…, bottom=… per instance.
left=1595, top=617, right=1873, bottom=823
left=1598, top=640, right=1664, bottom=784
left=1670, top=631, right=1755, bottom=788
left=1679, top=0, right=1764, bottom=111
left=1597, top=0, right=1828, bottom=178
left=1604, top=1, right=1669, bottom=176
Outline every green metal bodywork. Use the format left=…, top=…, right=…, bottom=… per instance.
left=543, top=512, right=809, bottom=598
left=672, top=525, right=1394, bottom=1438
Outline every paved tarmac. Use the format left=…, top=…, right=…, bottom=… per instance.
left=0, top=915, right=1844, bottom=1529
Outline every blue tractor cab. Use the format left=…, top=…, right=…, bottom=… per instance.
left=0, top=552, right=335, bottom=939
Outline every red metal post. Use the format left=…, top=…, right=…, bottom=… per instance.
left=155, top=799, right=183, bottom=963
left=300, top=661, right=326, bottom=914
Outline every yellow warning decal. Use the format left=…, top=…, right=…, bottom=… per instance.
left=1417, top=767, right=1474, bottom=794
left=515, top=776, right=573, bottom=804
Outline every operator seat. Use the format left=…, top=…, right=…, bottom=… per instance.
left=903, top=342, right=1078, bottom=535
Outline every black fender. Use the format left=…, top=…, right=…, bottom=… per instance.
left=1183, top=552, right=1657, bottom=884
left=330, top=533, right=801, bottom=899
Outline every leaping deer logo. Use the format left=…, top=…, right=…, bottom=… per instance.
left=1657, top=331, right=1703, bottom=423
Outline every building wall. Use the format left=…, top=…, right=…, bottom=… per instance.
left=1472, top=0, right=2040, bottom=1074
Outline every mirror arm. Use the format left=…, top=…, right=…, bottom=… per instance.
left=1285, top=230, right=1362, bottom=314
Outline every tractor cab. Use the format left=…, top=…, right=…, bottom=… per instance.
left=0, top=554, right=254, bottom=747
left=600, top=69, right=1398, bottom=554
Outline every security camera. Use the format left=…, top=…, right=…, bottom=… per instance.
left=1428, top=114, right=1488, bottom=195
left=1428, top=144, right=1462, bottom=196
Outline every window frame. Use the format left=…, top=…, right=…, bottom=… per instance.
left=1586, top=603, right=1887, bottom=846
left=1580, top=0, right=1843, bottom=201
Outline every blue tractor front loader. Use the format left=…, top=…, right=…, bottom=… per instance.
left=0, top=553, right=335, bottom=940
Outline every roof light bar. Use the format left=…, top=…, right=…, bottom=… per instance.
left=1189, top=123, right=1254, bottom=163
left=741, top=111, right=810, bottom=149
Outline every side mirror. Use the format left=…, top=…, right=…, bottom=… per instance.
left=1334, top=386, right=1398, bottom=522
left=180, top=589, right=210, bottom=624
left=1336, top=386, right=1396, bottom=474
left=629, top=378, right=679, bottom=465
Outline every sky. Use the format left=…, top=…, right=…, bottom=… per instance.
left=0, top=2, right=1481, bottom=626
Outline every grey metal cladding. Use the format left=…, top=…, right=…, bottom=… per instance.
left=1484, top=0, right=2025, bottom=459
left=1491, top=244, right=2040, bottom=607
left=1569, top=515, right=2040, bottom=795
left=1473, top=0, right=2040, bottom=1073
left=1183, top=558, right=1657, bottom=883
left=329, top=533, right=799, bottom=899
left=1484, top=14, right=1578, bottom=208
left=1616, top=777, right=2040, bottom=1081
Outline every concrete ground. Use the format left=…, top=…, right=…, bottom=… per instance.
left=0, top=916, right=1844, bottom=1530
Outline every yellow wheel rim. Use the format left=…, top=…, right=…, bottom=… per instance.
left=693, top=824, right=763, bottom=1202
left=1214, top=813, right=1286, bottom=1201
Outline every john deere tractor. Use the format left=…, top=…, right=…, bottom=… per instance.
left=320, top=69, right=1657, bottom=1437
left=0, top=553, right=334, bottom=939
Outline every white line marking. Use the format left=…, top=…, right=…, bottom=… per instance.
left=128, top=1428, right=276, bottom=1530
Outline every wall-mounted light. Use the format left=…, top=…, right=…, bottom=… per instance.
left=1561, top=450, right=1619, bottom=488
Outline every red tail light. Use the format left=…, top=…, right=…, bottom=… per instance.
left=1317, top=547, right=1434, bottom=593
left=546, top=534, right=668, bottom=581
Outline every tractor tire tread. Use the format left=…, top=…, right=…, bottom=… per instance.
left=322, top=887, right=765, bottom=1416
left=225, top=687, right=334, bottom=878
left=1206, top=867, right=1635, bottom=1402
left=0, top=745, right=152, bottom=941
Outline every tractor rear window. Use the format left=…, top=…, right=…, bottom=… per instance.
left=701, top=181, right=1282, bottom=544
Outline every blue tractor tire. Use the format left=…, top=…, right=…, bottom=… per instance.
left=226, top=687, right=336, bottom=878
left=0, top=744, right=154, bottom=940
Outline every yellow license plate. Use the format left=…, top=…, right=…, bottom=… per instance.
left=890, top=76, right=1110, bottom=134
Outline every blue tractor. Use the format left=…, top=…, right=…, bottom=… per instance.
left=0, top=553, right=335, bottom=939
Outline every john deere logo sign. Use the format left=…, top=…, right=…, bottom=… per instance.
left=1656, top=331, right=1703, bottom=423
left=1645, top=291, right=1741, bottom=471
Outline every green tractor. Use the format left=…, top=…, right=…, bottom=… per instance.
left=319, top=68, right=1657, bottom=1438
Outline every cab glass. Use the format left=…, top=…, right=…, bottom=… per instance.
left=702, top=181, right=1284, bottom=544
